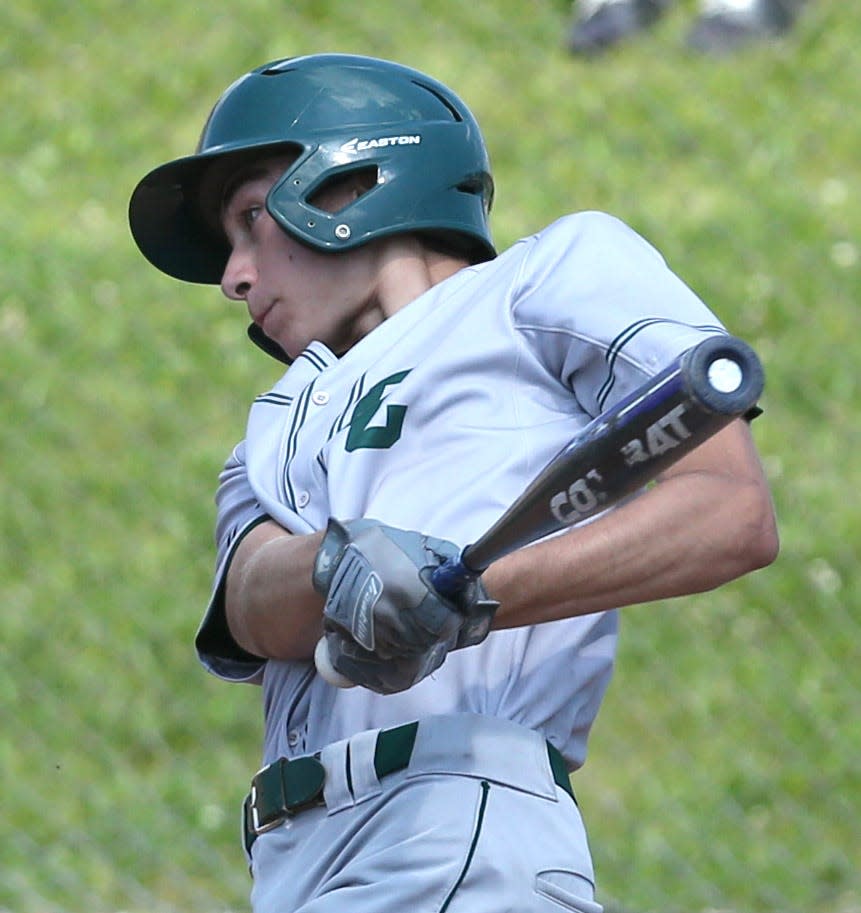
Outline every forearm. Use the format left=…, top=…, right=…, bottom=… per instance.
left=224, top=522, right=325, bottom=660
left=224, top=426, right=778, bottom=656
left=484, top=422, right=779, bottom=627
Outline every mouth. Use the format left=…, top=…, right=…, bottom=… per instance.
left=250, top=301, right=276, bottom=327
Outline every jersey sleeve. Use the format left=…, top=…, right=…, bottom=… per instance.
left=194, top=441, right=269, bottom=683
left=511, top=212, right=728, bottom=416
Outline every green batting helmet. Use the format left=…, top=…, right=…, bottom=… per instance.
left=128, top=53, right=495, bottom=284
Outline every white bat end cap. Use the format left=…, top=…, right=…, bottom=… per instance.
left=314, top=637, right=356, bottom=688
left=707, top=358, right=744, bottom=393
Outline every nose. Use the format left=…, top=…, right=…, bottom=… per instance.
left=220, top=247, right=255, bottom=301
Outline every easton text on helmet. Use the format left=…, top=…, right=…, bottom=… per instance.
left=339, top=135, right=422, bottom=154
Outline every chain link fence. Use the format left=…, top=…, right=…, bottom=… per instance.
left=3, top=1, right=858, bottom=911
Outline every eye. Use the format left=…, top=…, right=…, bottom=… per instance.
left=242, top=205, right=263, bottom=229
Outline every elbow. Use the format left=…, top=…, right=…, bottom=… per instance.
left=738, top=488, right=780, bottom=573
left=748, top=517, right=780, bottom=571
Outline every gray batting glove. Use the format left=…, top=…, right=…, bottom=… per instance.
left=313, top=518, right=499, bottom=664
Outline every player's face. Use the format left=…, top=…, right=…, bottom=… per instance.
left=219, top=158, right=381, bottom=360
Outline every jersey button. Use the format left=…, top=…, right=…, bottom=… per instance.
left=311, top=391, right=330, bottom=406
left=287, top=728, right=302, bottom=749
left=297, top=491, right=310, bottom=508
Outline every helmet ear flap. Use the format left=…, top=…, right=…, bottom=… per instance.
left=264, top=149, right=381, bottom=252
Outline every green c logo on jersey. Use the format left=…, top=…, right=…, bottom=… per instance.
left=346, top=370, right=411, bottom=452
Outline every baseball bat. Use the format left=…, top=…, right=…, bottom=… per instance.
left=315, top=334, right=764, bottom=686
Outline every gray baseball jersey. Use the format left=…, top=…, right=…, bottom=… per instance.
left=196, top=211, right=725, bottom=773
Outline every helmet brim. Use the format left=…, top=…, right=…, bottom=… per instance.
left=129, top=154, right=227, bottom=285
left=128, top=142, right=296, bottom=285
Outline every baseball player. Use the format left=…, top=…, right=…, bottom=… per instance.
left=128, top=53, right=778, bottom=913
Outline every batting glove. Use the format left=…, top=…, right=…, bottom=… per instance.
left=312, top=518, right=498, bottom=690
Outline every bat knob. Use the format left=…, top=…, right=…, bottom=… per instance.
left=314, top=636, right=356, bottom=689
left=685, top=336, right=764, bottom=415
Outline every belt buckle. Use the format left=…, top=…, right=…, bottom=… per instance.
left=248, top=774, right=285, bottom=837
left=248, top=756, right=327, bottom=837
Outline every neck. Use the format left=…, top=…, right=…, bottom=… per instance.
left=374, top=237, right=470, bottom=318
left=334, top=236, right=471, bottom=354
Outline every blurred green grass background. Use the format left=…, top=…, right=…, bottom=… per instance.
left=2, top=1, right=858, bottom=911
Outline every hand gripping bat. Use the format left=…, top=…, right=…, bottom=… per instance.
left=315, top=334, right=764, bottom=687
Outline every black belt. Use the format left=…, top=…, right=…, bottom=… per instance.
left=243, top=721, right=574, bottom=853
